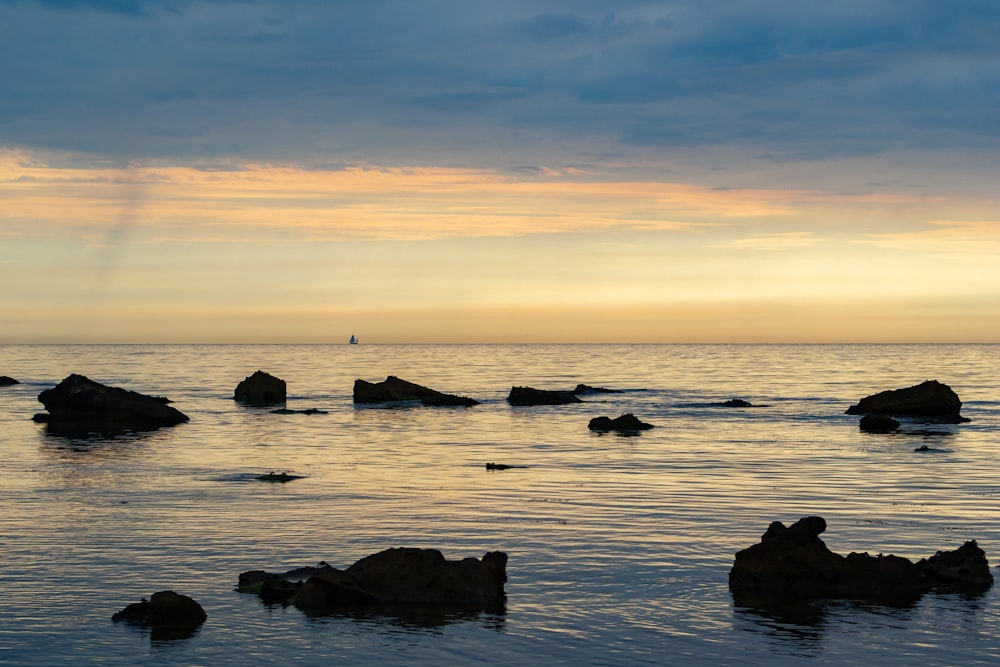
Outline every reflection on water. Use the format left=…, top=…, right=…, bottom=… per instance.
left=1, top=344, right=1000, bottom=665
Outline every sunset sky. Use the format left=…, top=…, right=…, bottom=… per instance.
left=2, top=0, right=999, bottom=343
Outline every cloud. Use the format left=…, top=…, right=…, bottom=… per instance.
left=727, top=232, right=823, bottom=250
left=0, top=0, right=998, bottom=201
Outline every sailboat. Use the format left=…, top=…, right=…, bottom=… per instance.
left=349, top=334, right=358, bottom=345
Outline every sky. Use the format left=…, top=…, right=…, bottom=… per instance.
left=2, top=0, right=999, bottom=343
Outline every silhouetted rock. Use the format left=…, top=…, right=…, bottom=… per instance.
left=485, top=462, right=527, bottom=470
left=242, top=549, right=507, bottom=614
left=729, top=516, right=992, bottom=602
left=294, top=548, right=507, bottom=613
left=112, top=590, right=207, bottom=636
left=507, top=386, right=581, bottom=406
left=239, top=562, right=330, bottom=603
left=353, top=376, right=479, bottom=406
left=573, top=384, right=623, bottom=395
left=270, top=408, right=327, bottom=415
left=588, top=413, right=654, bottom=433
left=0, top=375, right=18, bottom=386
left=846, top=380, right=968, bottom=423
left=256, top=471, right=304, bottom=483
left=718, top=398, right=754, bottom=407
left=33, top=374, right=188, bottom=434
left=859, top=414, right=900, bottom=433
left=234, top=370, right=286, bottom=406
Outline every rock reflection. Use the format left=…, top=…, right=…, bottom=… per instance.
left=305, top=605, right=507, bottom=633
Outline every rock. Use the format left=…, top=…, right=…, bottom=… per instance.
left=0, top=375, right=18, bottom=386
left=718, top=398, right=754, bottom=407
left=293, top=548, right=507, bottom=614
left=112, top=590, right=207, bottom=636
left=33, top=374, right=188, bottom=434
left=588, top=413, right=654, bottom=433
left=573, top=384, right=623, bottom=395
left=270, top=408, right=327, bottom=415
left=353, top=376, right=479, bottom=407
left=729, top=516, right=992, bottom=602
left=234, top=370, right=286, bottom=406
left=242, top=549, right=508, bottom=614
left=859, top=414, right=900, bottom=433
left=238, top=562, right=330, bottom=603
left=918, top=541, right=994, bottom=591
left=256, top=471, right=304, bottom=483
left=507, top=386, right=581, bottom=406
left=846, top=380, right=968, bottom=423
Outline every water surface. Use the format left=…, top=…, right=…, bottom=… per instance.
left=1, top=344, right=999, bottom=665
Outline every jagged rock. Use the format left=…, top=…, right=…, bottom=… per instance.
left=353, top=376, right=479, bottom=407
left=507, top=386, right=581, bottom=406
left=234, top=370, right=286, bottom=406
left=112, top=590, right=207, bottom=637
left=241, top=549, right=507, bottom=614
left=859, top=414, right=900, bottom=433
left=729, top=516, right=992, bottom=602
left=238, top=563, right=330, bottom=603
left=573, top=384, right=623, bottom=395
left=588, top=413, right=654, bottom=433
left=33, top=374, right=188, bottom=434
left=846, top=380, right=968, bottom=423
left=0, top=375, right=18, bottom=386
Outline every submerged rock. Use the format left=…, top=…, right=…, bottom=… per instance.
left=256, top=471, right=304, bottom=483
left=234, top=370, right=286, bottom=406
left=859, top=414, right=900, bottom=433
left=507, top=386, right=581, bottom=406
left=729, top=516, right=992, bottom=602
left=588, top=413, right=654, bottom=433
left=846, top=380, right=968, bottom=423
left=33, top=374, right=188, bottom=434
left=241, top=549, right=507, bottom=614
left=353, top=376, right=479, bottom=407
left=0, top=375, right=18, bottom=386
left=112, top=590, right=207, bottom=638
left=270, top=408, right=327, bottom=415
left=573, top=384, right=623, bottom=395
left=717, top=398, right=754, bottom=408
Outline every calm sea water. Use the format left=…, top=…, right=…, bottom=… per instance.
left=1, top=344, right=999, bottom=666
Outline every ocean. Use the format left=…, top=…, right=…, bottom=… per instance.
left=1, top=343, right=999, bottom=665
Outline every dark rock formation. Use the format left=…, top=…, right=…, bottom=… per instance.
left=270, top=408, right=327, bottom=415
left=718, top=398, right=754, bottom=408
left=846, top=380, right=968, bottom=423
left=588, top=413, right=654, bottom=433
left=33, top=374, right=188, bottom=434
left=256, top=471, right=304, bottom=483
left=234, top=370, right=286, bottom=406
left=238, top=562, right=330, bottom=604
left=573, top=384, right=623, bottom=395
left=485, top=462, right=526, bottom=470
left=112, top=591, right=207, bottom=638
left=0, top=375, right=18, bottom=386
left=507, top=386, right=581, bottom=406
left=353, top=376, right=479, bottom=407
left=729, top=516, right=992, bottom=602
left=859, top=414, right=900, bottom=433
left=241, top=549, right=507, bottom=614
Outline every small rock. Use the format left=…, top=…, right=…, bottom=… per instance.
left=507, top=386, right=581, bottom=406
left=588, top=413, right=654, bottom=433
left=234, top=370, right=286, bottom=406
